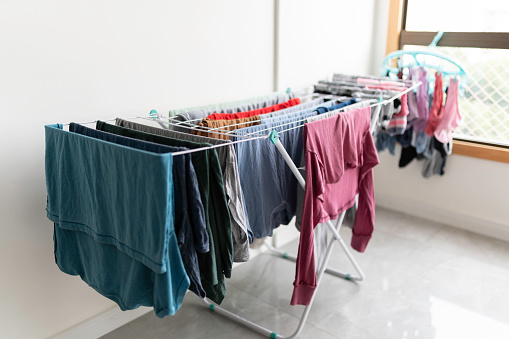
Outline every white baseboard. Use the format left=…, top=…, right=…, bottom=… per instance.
left=376, top=195, right=509, bottom=242
left=49, top=306, right=152, bottom=339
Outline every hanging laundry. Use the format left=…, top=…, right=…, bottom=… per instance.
left=292, top=107, right=379, bottom=306
left=192, top=115, right=261, bottom=140
left=169, top=92, right=295, bottom=132
left=435, top=78, right=462, bottom=144
left=386, top=93, right=409, bottom=135
left=95, top=121, right=233, bottom=305
left=406, top=67, right=420, bottom=127
left=205, top=98, right=301, bottom=120
left=424, top=72, right=444, bottom=136
left=45, top=124, right=193, bottom=317
left=232, top=100, right=337, bottom=239
left=114, top=118, right=252, bottom=261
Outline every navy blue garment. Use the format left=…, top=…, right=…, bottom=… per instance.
left=45, top=124, right=190, bottom=317
left=234, top=101, right=336, bottom=239
left=69, top=123, right=207, bottom=299
left=314, top=98, right=357, bottom=115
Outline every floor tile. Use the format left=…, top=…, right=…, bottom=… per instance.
left=102, top=208, right=509, bottom=339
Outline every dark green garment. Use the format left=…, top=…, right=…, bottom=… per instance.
left=96, top=121, right=233, bottom=304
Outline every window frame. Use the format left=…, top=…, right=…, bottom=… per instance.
left=386, top=0, right=509, bottom=164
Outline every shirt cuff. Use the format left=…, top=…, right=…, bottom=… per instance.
left=351, top=234, right=372, bottom=252
left=290, top=283, right=316, bottom=306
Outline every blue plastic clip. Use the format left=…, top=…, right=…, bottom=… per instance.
left=345, top=274, right=352, bottom=281
left=149, top=109, right=158, bottom=119
left=269, top=131, right=279, bottom=145
left=282, top=252, right=288, bottom=259
left=209, top=304, right=215, bottom=312
left=286, top=87, right=291, bottom=94
left=271, top=333, right=278, bottom=339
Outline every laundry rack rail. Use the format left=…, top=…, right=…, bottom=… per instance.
left=180, top=81, right=422, bottom=339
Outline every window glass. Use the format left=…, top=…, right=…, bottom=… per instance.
left=404, top=45, right=509, bottom=146
left=406, top=0, right=509, bottom=33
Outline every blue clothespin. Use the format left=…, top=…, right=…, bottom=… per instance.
left=149, top=109, right=158, bottom=119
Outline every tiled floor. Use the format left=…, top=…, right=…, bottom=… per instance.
left=102, top=207, right=509, bottom=339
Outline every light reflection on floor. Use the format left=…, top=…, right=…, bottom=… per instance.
left=103, top=207, right=509, bottom=339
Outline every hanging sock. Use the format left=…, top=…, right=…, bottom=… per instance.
left=399, top=146, right=417, bottom=168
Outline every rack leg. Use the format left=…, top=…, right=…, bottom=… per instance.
left=203, top=135, right=365, bottom=337
left=266, top=214, right=364, bottom=282
left=200, top=209, right=363, bottom=338
left=200, top=236, right=340, bottom=338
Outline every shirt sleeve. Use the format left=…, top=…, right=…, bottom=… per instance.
left=291, top=150, right=321, bottom=306
left=351, top=130, right=379, bottom=252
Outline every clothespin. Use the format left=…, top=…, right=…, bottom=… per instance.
left=149, top=109, right=160, bottom=119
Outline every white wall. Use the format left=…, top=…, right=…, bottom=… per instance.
left=375, top=150, right=509, bottom=240
left=0, top=1, right=274, bottom=338
left=277, top=0, right=378, bottom=90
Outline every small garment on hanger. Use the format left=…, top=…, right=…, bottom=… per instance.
left=45, top=124, right=191, bottom=317
left=205, top=98, right=301, bottom=120
left=386, top=93, right=409, bottom=135
left=406, top=68, right=420, bottom=128
left=376, top=132, right=397, bottom=155
left=413, top=69, right=430, bottom=134
left=422, top=137, right=450, bottom=177
left=435, top=78, right=461, bottom=143
left=424, top=72, right=444, bottom=136
left=292, top=107, right=379, bottom=306
left=95, top=121, right=233, bottom=305
left=412, top=129, right=432, bottom=156
left=115, top=118, right=252, bottom=260
left=192, top=115, right=261, bottom=140
left=395, top=125, right=413, bottom=148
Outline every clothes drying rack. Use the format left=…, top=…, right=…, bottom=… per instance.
left=154, top=81, right=421, bottom=339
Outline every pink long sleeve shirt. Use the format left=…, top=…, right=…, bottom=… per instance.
left=291, top=107, right=379, bottom=306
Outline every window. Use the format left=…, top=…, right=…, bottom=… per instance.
left=387, top=0, right=509, bottom=162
